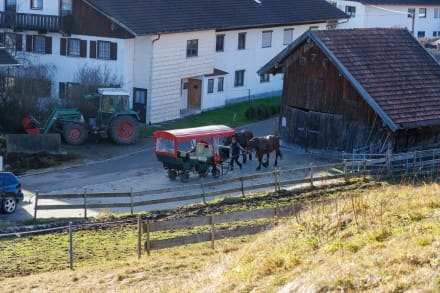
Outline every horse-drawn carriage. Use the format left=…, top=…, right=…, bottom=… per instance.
left=154, top=125, right=235, bottom=182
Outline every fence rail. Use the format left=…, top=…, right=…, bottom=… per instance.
left=33, top=147, right=440, bottom=219
left=138, top=204, right=302, bottom=255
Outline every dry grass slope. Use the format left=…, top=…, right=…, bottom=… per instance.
left=2, top=182, right=440, bottom=292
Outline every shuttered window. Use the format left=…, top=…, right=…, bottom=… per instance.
left=89, top=40, right=117, bottom=60
left=26, top=35, right=52, bottom=54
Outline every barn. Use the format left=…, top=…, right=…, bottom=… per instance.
left=259, top=28, right=440, bottom=153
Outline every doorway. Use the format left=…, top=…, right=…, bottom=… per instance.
left=187, top=78, right=201, bottom=109
left=133, top=88, right=147, bottom=122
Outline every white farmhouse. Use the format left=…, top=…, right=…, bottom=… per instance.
left=0, top=0, right=347, bottom=124
left=328, top=0, right=440, bottom=37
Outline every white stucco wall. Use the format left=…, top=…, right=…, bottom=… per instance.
left=9, top=30, right=134, bottom=99
left=3, top=0, right=60, bottom=15
left=332, top=0, right=440, bottom=36
left=149, top=30, right=215, bottom=123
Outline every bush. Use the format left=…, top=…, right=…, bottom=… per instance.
left=244, top=103, right=280, bottom=120
left=245, top=105, right=257, bottom=120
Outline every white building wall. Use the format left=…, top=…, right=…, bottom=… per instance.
left=332, top=1, right=440, bottom=36
left=10, top=30, right=134, bottom=98
left=133, top=35, right=152, bottom=90
left=6, top=0, right=60, bottom=15
left=208, top=23, right=328, bottom=109
left=150, top=30, right=215, bottom=123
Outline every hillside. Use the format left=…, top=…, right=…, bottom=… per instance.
left=2, top=182, right=439, bottom=292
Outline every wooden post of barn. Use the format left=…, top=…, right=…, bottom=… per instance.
left=83, top=188, right=88, bottom=219
left=137, top=215, right=142, bottom=259
left=33, top=191, right=39, bottom=220
left=129, top=187, right=134, bottom=215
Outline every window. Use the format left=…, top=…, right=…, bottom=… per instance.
left=260, top=73, right=270, bottom=83
left=238, top=32, right=246, bottom=50
left=408, top=8, right=415, bottom=18
left=234, top=70, right=245, bottom=87
left=434, top=31, right=438, bottom=37
left=90, top=40, right=117, bottom=60
left=59, top=82, right=78, bottom=99
left=435, top=8, right=439, bottom=18
left=61, top=0, right=72, bottom=16
left=218, top=77, right=224, bottom=92
left=345, top=6, right=356, bottom=17
left=97, top=41, right=111, bottom=59
left=1, top=33, right=22, bottom=50
left=186, top=39, right=198, bottom=57
left=31, top=0, right=42, bottom=9
left=67, top=38, right=80, bottom=56
left=261, top=31, right=272, bottom=48
left=5, top=0, right=16, bottom=11
left=207, top=79, right=214, bottom=93
left=419, top=8, right=427, bottom=18
left=216, top=34, right=224, bottom=52
left=283, top=28, right=294, bottom=45
left=417, top=31, right=425, bottom=38
left=26, top=35, right=52, bottom=54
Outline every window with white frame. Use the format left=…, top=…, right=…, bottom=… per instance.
left=433, top=31, right=440, bottom=37
left=238, top=32, right=246, bottom=50
left=98, top=41, right=111, bottom=59
left=186, top=39, right=198, bottom=57
left=67, top=38, right=80, bottom=56
left=260, top=73, right=270, bottom=83
left=262, top=31, right=272, bottom=48
left=408, top=8, right=415, bottom=18
left=283, top=28, right=294, bottom=45
left=216, top=34, right=224, bottom=52
left=417, top=31, right=425, bottom=38
left=31, top=0, right=42, bottom=9
left=234, top=70, right=245, bottom=87
left=207, top=78, right=214, bottom=93
left=218, top=77, right=224, bottom=92
left=419, top=8, right=427, bottom=18
left=345, top=6, right=356, bottom=17
left=435, top=8, right=439, bottom=18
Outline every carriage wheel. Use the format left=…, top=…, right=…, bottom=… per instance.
left=180, top=171, right=190, bottom=183
left=168, top=169, right=177, bottom=180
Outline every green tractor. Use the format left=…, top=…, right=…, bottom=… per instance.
left=22, top=88, right=140, bottom=145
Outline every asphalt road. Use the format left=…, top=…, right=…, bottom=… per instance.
left=1, top=118, right=334, bottom=222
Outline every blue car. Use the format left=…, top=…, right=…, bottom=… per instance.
left=0, top=172, right=24, bottom=214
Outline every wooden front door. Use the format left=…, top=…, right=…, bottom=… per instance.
left=188, top=78, right=201, bottom=109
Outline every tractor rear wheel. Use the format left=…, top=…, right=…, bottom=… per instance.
left=109, top=116, right=139, bottom=145
left=63, top=123, right=88, bottom=145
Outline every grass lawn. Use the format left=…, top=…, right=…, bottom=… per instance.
left=140, top=96, right=280, bottom=137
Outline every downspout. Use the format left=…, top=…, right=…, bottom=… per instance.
left=148, top=34, right=160, bottom=125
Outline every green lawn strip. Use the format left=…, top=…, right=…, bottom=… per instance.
left=140, top=96, right=280, bottom=137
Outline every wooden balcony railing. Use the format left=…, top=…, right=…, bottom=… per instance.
left=0, top=11, right=61, bottom=31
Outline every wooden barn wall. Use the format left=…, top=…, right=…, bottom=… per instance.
left=71, top=1, right=134, bottom=39
left=280, top=41, right=387, bottom=152
left=394, top=127, right=440, bottom=151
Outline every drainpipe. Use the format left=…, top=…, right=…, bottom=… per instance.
left=148, top=34, right=160, bottom=125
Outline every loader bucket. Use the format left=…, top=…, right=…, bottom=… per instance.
left=22, top=117, right=41, bottom=134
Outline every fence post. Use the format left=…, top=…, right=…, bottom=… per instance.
left=130, top=187, right=134, bottom=215
left=363, top=160, right=367, bottom=181
left=200, top=177, right=207, bottom=204
left=145, top=220, right=151, bottom=256
left=210, top=215, right=215, bottom=249
left=69, top=222, right=73, bottom=270
left=343, top=160, right=348, bottom=183
left=33, top=191, right=39, bottom=220
left=137, top=215, right=142, bottom=259
left=240, top=177, right=245, bottom=197
left=309, top=163, right=314, bottom=188
left=83, top=188, right=87, bottom=219
left=386, top=148, right=392, bottom=174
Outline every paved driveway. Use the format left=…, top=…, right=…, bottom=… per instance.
left=1, top=118, right=335, bottom=222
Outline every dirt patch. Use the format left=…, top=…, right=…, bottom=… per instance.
left=4, top=152, right=78, bottom=175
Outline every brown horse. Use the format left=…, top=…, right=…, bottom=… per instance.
left=224, top=129, right=253, bottom=163
left=248, top=135, right=282, bottom=170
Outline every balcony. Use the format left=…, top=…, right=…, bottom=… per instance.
left=0, top=11, right=61, bottom=32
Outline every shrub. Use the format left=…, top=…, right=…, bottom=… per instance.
left=245, top=105, right=257, bottom=120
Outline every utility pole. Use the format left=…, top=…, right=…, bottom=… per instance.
left=411, top=11, right=415, bottom=36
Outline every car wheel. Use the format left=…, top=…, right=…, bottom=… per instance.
left=1, top=198, right=17, bottom=214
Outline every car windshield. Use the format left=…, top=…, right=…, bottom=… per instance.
left=101, top=95, right=129, bottom=113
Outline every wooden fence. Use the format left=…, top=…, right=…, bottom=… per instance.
left=137, top=204, right=304, bottom=257
left=33, top=147, right=440, bottom=219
